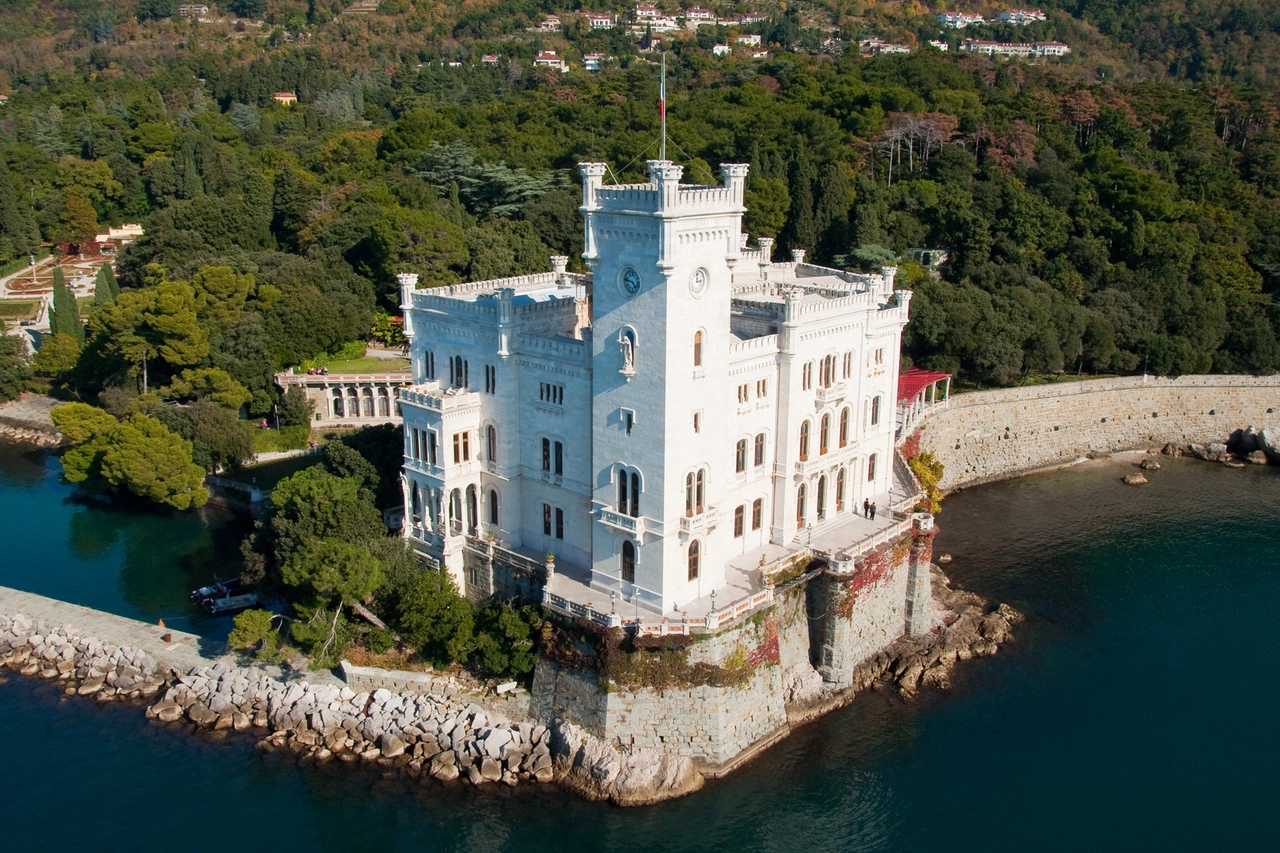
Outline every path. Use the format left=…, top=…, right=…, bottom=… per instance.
left=0, top=584, right=341, bottom=686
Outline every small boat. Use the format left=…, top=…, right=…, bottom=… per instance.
left=190, top=577, right=259, bottom=614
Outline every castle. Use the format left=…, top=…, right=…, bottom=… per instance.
left=397, top=158, right=917, bottom=629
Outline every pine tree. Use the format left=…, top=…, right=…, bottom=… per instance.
left=0, top=159, right=39, bottom=263
left=270, top=165, right=314, bottom=252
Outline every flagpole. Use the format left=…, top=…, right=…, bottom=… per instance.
left=660, top=52, right=667, bottom=162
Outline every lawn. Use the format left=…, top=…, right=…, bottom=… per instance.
left=323, top=357, right=410, bottom=373
left=0, top=299, right=39, bottom=320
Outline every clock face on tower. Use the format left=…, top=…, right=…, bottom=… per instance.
left=689, top=268, right=708, bottom=297
left=620, top=267, right=641, bottom=298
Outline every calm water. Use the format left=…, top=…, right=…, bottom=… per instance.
left=1, top=444, right=1278, bottom=851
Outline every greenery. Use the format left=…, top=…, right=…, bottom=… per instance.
left=252, top=423, right=311, bottom=453
left=51, top=403, right=209, bottom=509
left=0, top=335, right=32, bottom=402
left=227, top=608, right=283, bottom=662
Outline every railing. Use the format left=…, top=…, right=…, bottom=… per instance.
left=702, top=587, right=774, bottom=631
left=543, top=591, right=615, bottom=627
left=598, top=508, right=645, bottom=536
left=815, top=382, right=846, bottom=404
left=679, top=507, right=719, bottom=534
left=464, top=537, right=546, bottom=577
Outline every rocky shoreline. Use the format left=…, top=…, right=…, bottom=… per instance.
left=0, top=572, right=1019, bottom=806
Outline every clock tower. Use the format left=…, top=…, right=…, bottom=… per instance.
left=582, top=158, right=750, bottom=613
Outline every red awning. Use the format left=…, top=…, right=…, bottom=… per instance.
left=897, top=367, right=950, bottom=403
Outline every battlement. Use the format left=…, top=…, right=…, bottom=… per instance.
left=579, top=159, right=749, bottom=217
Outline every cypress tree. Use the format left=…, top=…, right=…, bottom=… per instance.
left=50, top=267, right=84, bottom=344
left=0, top=158, right=39, bottom=262
left=97, top=264, right=120, bottom=301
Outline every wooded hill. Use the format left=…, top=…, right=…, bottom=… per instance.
left=0, top=0, right=1277, bottom=396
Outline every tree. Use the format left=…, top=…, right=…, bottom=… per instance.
left=60, top=189, right=100, bottom=247
left=161, top=367, right=252, bottom=410
left=264, top=466, right=385, bottom=569
left=85, top=280, right=209, bottom=392
left=472, top=603, right=540, bottom=677
left=154, top=400, right=255, bottom=471
left=49, top=268, right=84, bottom=344
left=0, top=336, right=31, bottom=402
left=53, top=407, right=208, bottom=509
left=227, top=609, right=281, bottom=661
left=0, top=158, right=39, bottom=263
left=277, top=385, right=315, bottom=427
left=136, top=0, right=175, bottom=21
left=270, top=165, right=316, bottom=252
left=229, top=0, right=267, bottom=17
left=191, top=266, right=254, bottom=328
left=385, top=560, right=474, bottom=667
left=32, top=332, right=82, bottom=380
left=283, top=537, right=385, bottom=662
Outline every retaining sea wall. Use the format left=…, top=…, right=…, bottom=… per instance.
left=916, top=375, right=1280, bottom=490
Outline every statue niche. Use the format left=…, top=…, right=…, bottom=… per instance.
left=619, top=328, right=637, bottom=379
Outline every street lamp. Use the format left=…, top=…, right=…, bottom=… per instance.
left=710, top=588, right=717, bottom=613
left=610, top=589, right=618, bottom=615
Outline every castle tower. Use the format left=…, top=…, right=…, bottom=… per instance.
left=582, top=159, right=750, bottom=612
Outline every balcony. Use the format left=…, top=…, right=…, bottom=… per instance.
left=815, top=382, right=846, bottom=405
left=679, top=507, right=720, bottom=535
left=598, top=507, right=647, bottom=537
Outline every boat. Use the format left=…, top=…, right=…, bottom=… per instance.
left=190, top=577, right=259, bottom=614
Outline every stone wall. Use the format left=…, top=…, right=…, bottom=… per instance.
left=531, top=614, right=789, bottom=769
left=917, top=375, right=1280, bottom=490
left=812, top=540, right=913, bottom=689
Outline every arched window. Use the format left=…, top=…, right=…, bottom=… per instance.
left=347, top=387, right=359, bottom=417
left=331, top=389, right=344, bottom=418
left=486, top=425, right=497, bottom=462
left=685, top=472, right=694, bottom=517
left=466, top=485, right=478, bottom=535
left=489, top=489, right=499, bottom=526
left=619, top=470, right=629, bottom=514
left=693, top=331, right=703, bottom=367
left=378, top=390, right=390, bottom=417
left=802, top=362, right=813, bottom=390
left=754, top=433, right=766, bottom=467
left=734, top=505, right=745, bottom=537
left=839, top=407, right=850, bottom=447
left=836, top=468, right=846, bottom=512
left=362, top=387, right=374, bottom=417
left=622, top=540, right=636, bottom=584
left=820, top=414, right=830, bottom=455
left=817, top=475, right=827, bottom=519
left=871, top=395, right=882, bottom=426
left=796, top=484, right=806, bottom=529
left=695, top=468, right=705, bottom=514
left=799, top=420, right=810, bottom=461
left=735, top=439, right=747, bottom=473
left=629, top=471, right=640, bottom=518
left=868, top=453, right=878, bottom=482
left=752, top=498, right=763, bottom=530
left=411, top=481, right=422, bottom=525
left=688, top=540, right=700, bottom=581
left=449, top=489, right=462, bottom=535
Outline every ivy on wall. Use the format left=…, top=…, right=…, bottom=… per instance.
left=835, top=539, right=912, bottom=620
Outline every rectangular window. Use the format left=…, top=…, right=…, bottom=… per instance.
left=539, top=382, right=565, bottom=405
left=737, top=384, right=749, bottom=404
left=452, top=432, right=470, bottom=463
left=425, top=352, right=436, bottom=381
left=875, top=347, right=884, bottom=365
left=411, top=429, right=420, bottom=461
left=555, top=507, right=564, bottom=540
left=427, top=432, right=437, bottom=465
left=693, top=411, right=701, bottom=434
left=622, top=409, right=634, bottom=436
left=484, top=364, right=496, bottom=394
left=756, top=378, right=767, bottom=398
left=543, top=503, right=552, bottom=535
left=752, top=498, right=763, bottom=530
left=754, top=433, right=765, bottom=467
left=734, top=505, right=744, bottom=537
left=542, top=438, right=551, bottom=472
left=554, top=441, right=563, bottom=476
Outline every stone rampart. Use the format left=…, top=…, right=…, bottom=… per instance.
left=917, top=375, right=1280, bottom=490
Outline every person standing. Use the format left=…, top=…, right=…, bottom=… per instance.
left=870, top=501, right=877, bottom=521
left=862, top=498, right=870, bottom=519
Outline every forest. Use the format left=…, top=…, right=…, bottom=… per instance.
left=0, top=0, right=1276, bottom=674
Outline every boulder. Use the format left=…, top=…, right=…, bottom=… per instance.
left=551, top=719, right=703, bottom=806
left=1246, top=450, right=1269, bottom=465
left=430, top=759, right=459, bottom=781
left=1258, top=428, right=1280, bottom=464
left=187, top=703, right=218, bottom=726
left=379, top=733, right=407, bottom=759
left=77, top=675, right=105, bottom=695
left=151, top=701, right=183, bottom=723
left=480, top=757, right=503, bottom=781
left=1138, top=458, right=1161, bottom=471
left=1122, top=473, right=1148, bottom=485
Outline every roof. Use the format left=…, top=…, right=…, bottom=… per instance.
left=898, top=367, right=950, bottom=402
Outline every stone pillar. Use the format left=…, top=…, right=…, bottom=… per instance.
left=397, top=272, right=419, bottom=337
left=758, top=237, right=774, bottom=280
left=791, top=248, right=806, bottom=267
left=905, top=513, right=936, bottom=636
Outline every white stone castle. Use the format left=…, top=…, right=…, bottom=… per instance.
left=398, top=159, right=912, bottom=625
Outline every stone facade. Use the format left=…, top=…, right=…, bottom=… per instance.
left=917, top=375, right=1280, bottom=490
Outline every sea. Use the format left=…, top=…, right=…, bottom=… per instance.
left=1, top=441, right=1277, bottom=852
